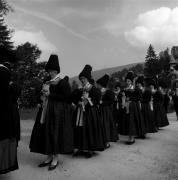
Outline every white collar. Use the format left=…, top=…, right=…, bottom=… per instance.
left=50, top=73, right=60, bottom=82
left=83, top=82, right=92, bottom=90
left=126, top=84, right=134, bottom=90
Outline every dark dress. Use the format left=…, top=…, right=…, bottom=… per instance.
left=153, top=90, right=169, bottom=128
left=29, top=79, right=46, bottom=154
left=100, top=90, right=118, bottom=142
left=29, top=105, right=46, bottom=154
left=119, top=87, right=146, bottom=137
left=30, top=78, right=74, bottom=155
left=9, top=82, right=21, bottom=144
left=113, top=92, right=123, bottom=133
left=172, top=94, right=178, bottom=119
left=0, top=65, right=18, bottom=174
left=71, top=86, right=105, bottom=151
left=44, top=78, right=74, bottom=154
left=141, top=89, right=157, bottom=133
left=164, top=93, right=170, bottom=113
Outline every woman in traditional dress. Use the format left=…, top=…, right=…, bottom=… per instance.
left=171, top=79, right=178, bottom=120
left=149, top=78, right=169, bottom=130
left=32, top=54, right=74, bottom=171
left=71, top=65, right=105, bottom=158
left=119, top=71, right=146, bottom=144
left=112, top=82, right=123, bottom=134
left=0, top=64, right=18, bottom=174
left=96, top=74, right=118, bottom=148
left=137, top=76, right=157, bottom=134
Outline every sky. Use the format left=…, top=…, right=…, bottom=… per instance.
left=5, top=0, right=178, bottom=77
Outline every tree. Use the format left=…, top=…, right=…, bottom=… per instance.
left=12, top=42, right=42, bottom=81
left=0, top=17, right=13, bottom=48
left=129, top=63, right=144, bottom=75
left=158, top=48, right=170, bottom=73
left=0, top=0, right=14, bottom=62
left=11, top=42, right=44, bottom=108
left=144, top=44, right=160, bottom=77
left=0, top=0, right=12, bottom=15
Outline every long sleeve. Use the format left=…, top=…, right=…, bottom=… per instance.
left=89, top=86, right=101, bottom=105
left=49, top=79, right=71, bottom=101
left=70, top=89, right=82, bottom=105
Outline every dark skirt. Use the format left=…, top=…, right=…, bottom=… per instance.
left=100, top=105, right=118, bottom=142
left=29, top=107, right=46, bottom=154
left=44, top=100, right=74, bottom=155
left=119, top=101, right=146, bottom=136
left=12, top=103, right=21, bottom=143
left=74, top=106, right=105, bottom=151
left=118, top=108, right=129, bottom=135
left=154, top=102, right=169, bottom=128
left=0, top=138, right=18, bottom=174
left=141, top=103, right=157, bottom=133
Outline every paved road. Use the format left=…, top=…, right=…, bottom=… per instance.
left=1, top=113, right=178, bottom=180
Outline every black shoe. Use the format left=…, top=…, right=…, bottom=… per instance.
left=48, top=162, right=58, bottom=171
left=38, top=160, right=52, bottom=167
left=126, top=139, right=135, bottom=145
left=105, top=143, right=110, bottom=149
left=136, top=135, right=146, bottom=139
left=72, top=150, right=83, bottom=157
left=84, top=152, right=93, bottom=158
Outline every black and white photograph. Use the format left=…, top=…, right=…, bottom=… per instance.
left=1, top=0, right=178, bottom=179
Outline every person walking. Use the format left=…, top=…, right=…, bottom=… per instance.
left=33, top=54, right=74, bottom=171
left=72, top=65, right=105, bottom=158
left=96, top=74, right=118, bottom=148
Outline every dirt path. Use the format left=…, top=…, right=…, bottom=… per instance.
left=1, top=112, right=178, bottom=180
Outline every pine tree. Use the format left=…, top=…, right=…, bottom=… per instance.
left=158, top=48, right=170, bottom=73
left=0, top=17, right=13, bottom=48
left=0, top=0, right=14, bottom=62
left=0, top=0, right=12, bottom=15
left=144, top=44, right=160, bottom=77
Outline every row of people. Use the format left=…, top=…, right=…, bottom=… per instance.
left=29, top=54, right=169, bottom=171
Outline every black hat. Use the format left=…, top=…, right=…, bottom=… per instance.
left=45, top=54, right=60, bottom=73
left=96, top=74, right=110, bottom=88
left=63, top=75, right=69, bottom=82
left=135, top=75, right=144, bottom=86
left=169, top=55, right=177, bottom=66
left=125, top=71, right=135, bottom=82
left=79, top=64, right=92, bottom=81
